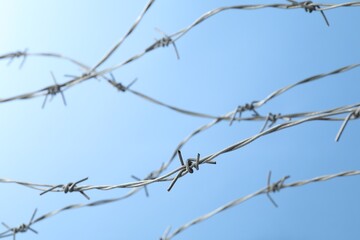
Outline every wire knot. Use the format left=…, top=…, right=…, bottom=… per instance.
left=108, top=73, right=137, bottom=92
left=147, top=28, right=180, bottom=59
left=335, top=107, right=360, bottom=142
left=288, top=0, right=330, bottom=26
left=259, top=113, right=290, bottom=132
left=1, top=49, right=28, bottom=68
left=40, top=177, right=90, bottom=200
left=266, top=171, right=290, bottom=207
left=42, top=72, right=67, bottom=108
left=167, top=151, right=216, bottom=191
left=0, top=209, right=38, bottom=239
left=230, top=101, right=259, bottom=125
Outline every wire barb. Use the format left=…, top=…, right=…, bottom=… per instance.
left=4, top=49, right=28, bottom=69
left=167, top=151, right=214, bottom=192
left=147, top=28, right=180, bottom=59
left=266, top=171, right=290, bottom=208
left=131, top=175, right=151, bottom=197
left=0, top=209, right=38, bottom=240
left=108, top=73, right=138, bottom=92
left=40, top=177, right=90, bottom=200
left=335, top=107, right=360, bottom=142
left=230, top=101, right=260, bottom=126
left=42, top=72, right=67, bottom=109
left=288, top=0, right=330, bottom=26
left=259, top=113, right=290, bottom=132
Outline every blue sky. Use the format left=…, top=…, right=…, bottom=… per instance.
left=0, top=1, right=360, bottom=239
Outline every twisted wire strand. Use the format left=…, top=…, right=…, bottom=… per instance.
left=2, top=59, right=359, bottom=193
left=0, top=1, right=358, bottom=108
left=169, top=2, right=360, bottom=41
left=2, top=103, right=357, bottom=194
left=90, top=0, right=156, bottom=71
left=1, top=47, right=358, bottom=124
left=0, top=189, right=141, bottom=239
left=162, top=170, right=360, bottom=240
left=0, top=51, right=90, bottom=71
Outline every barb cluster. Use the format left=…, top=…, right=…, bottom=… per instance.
left=0, top=1, right=359, bottom=239
left=0, top=209, right=38, bottom=240
left=40, top=177, right=90, bottom=200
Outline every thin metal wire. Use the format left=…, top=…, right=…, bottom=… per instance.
left=335, top=107, right=360, bottom=141
left=1, top=103, right=358, bottom=194
left=0, top=2, right=359, bottom=239
left=170, top=2, right=360, bottom=41
left=162, top=170, right=360, bottom=239
left=90, top=0, right=156, bottom=71
left=0, top=209, right=38, bottom=240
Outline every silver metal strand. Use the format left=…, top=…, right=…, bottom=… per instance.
left=335, top=107, right=360, bottom=141
left=0, top=2, right=359, bottom=239
left=32, top=188, right=140, bottom=225
left=163, top=170, right=360, bottom=240
left=0, top=4, right=358, bottom=107
left=0, top=189, right=142, bottom=239
left=0, top=209, right=38, bottom=240
left=170, top=2, right=360, bottom=41
left=90, top=0, right=156, bottom=71
left=2, top=103, right=359, bottom=195
left=40, top=177, right=90, bottom=200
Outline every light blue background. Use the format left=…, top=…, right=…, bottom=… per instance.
left=0, top=1, right=359, bottom=239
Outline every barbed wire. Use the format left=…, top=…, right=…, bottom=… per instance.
left=0, top=2, right=358, bottom=109
left=1, top=47, right=358, bottom=122
left=161, top=169, right=360, bottom=239
left=0, top=188, right=141, bottom=239
left=1, top=58, right=359, bottom=194
left=169, top=1, right=360, bottom=41
left=2, top=169, right=358, bottom=239
left=0, top=1, right=359, bottom=239
left=1, top=103, right=358, bottom=195
left=90, top=0, right=156, bottom=71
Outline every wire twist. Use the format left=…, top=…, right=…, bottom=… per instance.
left=288, top=0, right=330, bottom=26
left=167, top=151, right=216, bottom=192
left=40, top=177, right=90, bottom=200
left=0, top=209, right=38, bottom=240
left=266, top=171, right=290, bottom=208
left=230, top=101, right=260, bottom=125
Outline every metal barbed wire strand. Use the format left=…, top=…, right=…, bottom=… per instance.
left=167, top=151, right=216, bottom=192
left=0, top=103, right=358, bottom=194
left=41, top=72, right=67, bottom=108
left=145, top=28, right=180, bottom=59
left=39, top=177, right=90, bottom=200
left=0, top=49, right=28, bottom=69
left=85, top=1, right=360, bottom=80
left=0, top=209, right=38, bottom=240
left=90, top=0, right=156, bottom=72
left=0, top=51, right=91, bottom=71
left=200, top=104, right=360, bottom=165
left=0, top=188, right=144, bottom=240
left=169, top=2, right=360, bottom=42
left=161, top=170, right=360, bottom=240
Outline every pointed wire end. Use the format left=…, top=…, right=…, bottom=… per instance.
left=229, top=114, right=236, bottom=126
left=80, top=191, right=90, bottom=200
left=171, top=41, right=180, bottom=60
left=266, top=193, right=279, bottom=208
left=50, top=71, right=57, bottom=84
left=177, top=150, right=184, bottom=166
left=127, top=78, right=138, bottom=90
left=144, top=186, right=149, bottom=197
left=320, top=10, right=330, bottom=27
